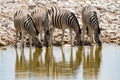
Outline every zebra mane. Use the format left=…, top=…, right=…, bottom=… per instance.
left=27, top=14, right=39, bottom=35
left=71, top=12, right=81, bottom=34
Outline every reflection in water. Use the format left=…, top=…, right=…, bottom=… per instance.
left=15, top=46, right=102, bottom=79
left=15, top=48, right=27, bottom=72
left=32, top=48, right=42, bottom=70
left=15, top=48, right=28, bottom=79
left=83, top=46, right=102, bottom=80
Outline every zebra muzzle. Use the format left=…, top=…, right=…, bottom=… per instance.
left=32, top=36, right=43, bottom=48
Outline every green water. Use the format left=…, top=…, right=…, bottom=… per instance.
left=0, top=44, right=120, bottom=80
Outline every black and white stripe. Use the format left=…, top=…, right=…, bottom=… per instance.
left=14, top=9, right=42, bottom=48
left=23, top=14, right=39, bottom=36
left=82, top=5, right=102, bottom=45
left=47, top=7, right=82, bottom=46
left=31, top=8, right=51, bottom=47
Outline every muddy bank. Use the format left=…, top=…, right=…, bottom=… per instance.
left=0, top=0, right=120, bottom=46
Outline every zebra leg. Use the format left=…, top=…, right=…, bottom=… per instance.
left=45, top=29, right=51, bottom=47
left=94, top=31, right=102, bottom=46
left=29, top=35, right=32, bottom=50
left=38, top=30, right=42, bottom=43
left=15, top=30, right=18, bottom=48
left=50, top=28, right=54, bottom=45
left=89, top=30, right=94, bottom=46
left=70, top=29, right=74, bottom=47
left=21, top=31, right=24, bottom=49
left=61, top=29, right=65, bottom=45
left=82, top=25, right=86, bottom=44
left=41, top=30, right=44, bottom=43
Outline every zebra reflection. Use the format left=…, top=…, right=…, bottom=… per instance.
left=15, top=46, right=84, bottom=78
left=83, top=46, right=102, bottom=79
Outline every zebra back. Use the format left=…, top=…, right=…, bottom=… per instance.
left=14, top=9, right=39, bottom=37
left=14, top=9, right=27, bottom=33
left=82, top=5, right=100, bottom=32
left=47, top=6, right=81, bottom=32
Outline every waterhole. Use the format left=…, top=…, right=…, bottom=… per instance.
left=0, top=44, right=120, bottom=80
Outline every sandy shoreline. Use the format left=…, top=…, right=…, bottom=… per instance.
left=0, top=0, right=120, bottom=46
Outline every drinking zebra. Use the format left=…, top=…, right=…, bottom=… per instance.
left=46, top=6, right=82, bottom=46
left=82, top=5, right=102, bottom=46
left=14, top=9, right=42, bottom=48
left=31, top=7, right=51, bottom=47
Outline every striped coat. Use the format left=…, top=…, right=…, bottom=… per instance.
left=14, top=9, right=42, bottom=48
left=47, top=7, right=82, bottom=46
left=82, top=5, right=102, bottom=46
left=31, top=8, right=51, bottom=47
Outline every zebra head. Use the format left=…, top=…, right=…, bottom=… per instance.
left=32, top=36, right=42, bottom=48
left=75, top=33, right=82, bottom=45
left=94, top=28, right=102, bottom=46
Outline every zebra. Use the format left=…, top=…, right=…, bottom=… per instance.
left=31, top=7, right=51, bottom=47
left=82, top=5, right=102, bottom=46
left=46, top=6, right=82, bottom=46
left=14, top=9, right=42, bottom=48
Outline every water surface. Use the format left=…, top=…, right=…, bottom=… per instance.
left=0, top=44, right=120, bottom=80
